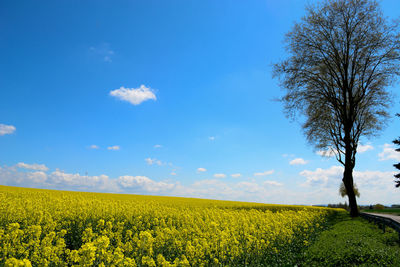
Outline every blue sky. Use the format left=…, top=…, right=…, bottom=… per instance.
left=1, top=0, right=400, bottom=205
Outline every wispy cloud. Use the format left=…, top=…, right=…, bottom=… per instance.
left=197, top=167, right=207, bottom=173
left=89, top=145, right=99, bottom=149
left=0, top=124, right=16, bottom=136
left=214, top=173, right=226, bottom=178
left=209, top=136, right=215, bottom=141
left=145, top=158, right=162, bottom=166
left=231, top=173, right=241, bottom=178
left=89, top=43, right=114, bottom=62
left=154, top=144, right=162, bottom=149
left=264, top=180, right=283, bottom=186
left=16, top=162, right=49, bottom=171
left=378, top=144, right=400, bottom=161
left=107, top=145, right=120, bottom=150
left=289, top=158, right=308, bottom=165
left=110, top=85, right=156, bottom=105
left=254, top=170, right=274, bottom=177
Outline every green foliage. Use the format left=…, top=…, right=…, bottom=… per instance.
left=304, top=213, right=400, bottom=266
left=339, top=182, right=360, bottom=198
left=373, top=204, right=385, bottom=210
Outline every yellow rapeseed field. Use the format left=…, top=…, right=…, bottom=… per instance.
left=0, top=185, right=340, bottom=266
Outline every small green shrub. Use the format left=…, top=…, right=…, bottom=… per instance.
left=373, top=204, right=385, bottom=210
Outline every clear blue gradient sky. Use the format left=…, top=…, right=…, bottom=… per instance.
left=1, top=0, right=399, bottom=204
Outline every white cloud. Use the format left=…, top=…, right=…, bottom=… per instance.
left=170, top=172, right=177, bottom=176
left=1, top=162, right=399, bottom=205
left=197, top=167, right=207, bottom=173
left=0, top=124, right=16, bottom=136
left=89, top=145, right=99, bottom=149
left=289, top=158, right=308, bottom=165
left=145, top=158, right=162, bottom=166
left=27, top=171, right=47, bottom=183
left=214, top=173, right=226, bottom=178
left=300, top=166, right=343, bottom=187
left=50, top=169, right=111, bottom=188
left=154, top=144, right=162, bottom=148
left=254, top=170, right=274, bottom=177
left=231, top=173, right=242, bottom=178
left=117, top=175, right=175, bottom=192
left=110, top=85, right=156, bottom=105
left=0, top=164, right=176, bottom=194
left=316, top=144, right=373, bottom=157
left=236, top=181, right=263, bottom=193
left=298, top=164, right=400, bottom=204
left=378, top=143, right=400, bottom=161
left=16, top=162, right=49, bottom=171
left=357, top=143, right=373, bottom=153
left=264, top=180, right=283, bottom=186
left=107, top=145, right=120, bottom=150
left=209, top=136, right=215, bottom=141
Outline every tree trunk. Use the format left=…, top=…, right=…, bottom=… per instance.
left=343, top=141, right=359, bottom=217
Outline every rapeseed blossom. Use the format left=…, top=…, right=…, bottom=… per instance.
left=0, top=185, right=339, bottom=266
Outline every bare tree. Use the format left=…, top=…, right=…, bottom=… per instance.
left=273, top=0, right=400, bottom=216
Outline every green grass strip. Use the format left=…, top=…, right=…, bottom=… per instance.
left=303, top=213, right=400, bottom=266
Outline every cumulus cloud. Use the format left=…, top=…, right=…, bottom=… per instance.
left=110, top=85, right=156, bottom=105
left=16, top=162, right=49, bottom=171
left=264, top=180, right=283, bottom=186
left=299, top=164, right=400, bottom=204
left=317, top=143, right=373, bottom=157
left=145, top=158, right=163, bottom=166
left=107, top=145, right=120, bottom=150
left=357, top=143, right=373, bottom=153
left=254, top=170, right=274, bottom=177
left=197, top=167, right=207, bottom=173
left=1, top=162, right=399, bottom=205
left=214, top=173, right=226, bottom=178
left=300, top=166, right=343, bottom=187
left=378, top=144, right=400, bottom=161
left=231, top=173, right=242, bottom=178
left=117, top=175, right=175, bottom=192
left=0, top=124, right=16, bottom=136
left=0, top=164, right=176, bottom=194
left=289, top=158, right=308, bottom=165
